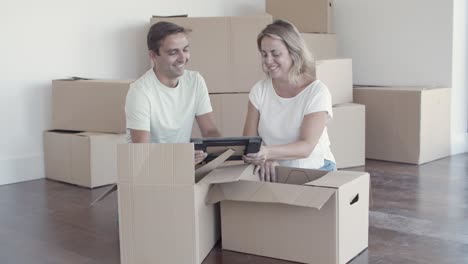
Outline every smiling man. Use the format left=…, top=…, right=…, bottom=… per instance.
left=125, top=21, right=221, bottom=164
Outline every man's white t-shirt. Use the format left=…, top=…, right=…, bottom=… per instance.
left=125, top=69, right=212, bottom=143
left=249, top=78, right=335, bottom=169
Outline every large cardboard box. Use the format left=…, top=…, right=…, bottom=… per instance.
left=192, top=93, right=249, bottom=138
left=266, top=0, right=333, bottom=33
left=302, top=33, right=337, bottom=60
left=117, top=144, right=235, bottom=264
left=52, top=79, right=132, bottom=134
left=354, top=87, right=451, bottom=164
left=316, top=59, right=353, bottom=105
left=43, top=130, right=127, bottom=188
left=328, top=103, right=366, bottom=168
left=151, top=15, right=272, bottom=93
left=204, top=165, right=369, bottom=264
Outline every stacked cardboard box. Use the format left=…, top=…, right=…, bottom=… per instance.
left=43, top=79, right=131, bottom=188
left=266, top=0, right=333, bottom=33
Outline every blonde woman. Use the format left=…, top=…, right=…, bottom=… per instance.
left=243, top=20, right=336, bottom=181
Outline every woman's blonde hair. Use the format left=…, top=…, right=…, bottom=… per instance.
left=257, top=20, right=315, bottom=84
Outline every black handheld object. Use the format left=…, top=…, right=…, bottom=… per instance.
left=191, top=136, right=262, bottom=161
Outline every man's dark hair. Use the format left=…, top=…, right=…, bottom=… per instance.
left=147, top=21, right=191, bottom=55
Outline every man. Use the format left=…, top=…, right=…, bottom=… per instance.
left=125, top=21, right=221, bottom=164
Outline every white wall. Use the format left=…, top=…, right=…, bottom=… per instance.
left=334, top=0, right=467, bottom=154
left=451, top=0, right=468, bottom=154
left=333, top=0, right=453, bottom=87
left=0, top=0, right=265, bottom=185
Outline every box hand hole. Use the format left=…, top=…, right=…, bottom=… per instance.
left=350, top=194, right=359, bottom=205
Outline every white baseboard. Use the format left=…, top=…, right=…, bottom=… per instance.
left=0, top=155, right=44, bottom=186
left=451, top=132, right=468, bottom=155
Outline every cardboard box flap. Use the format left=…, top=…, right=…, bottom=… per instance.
left=276, top=166, right=328, bottom=185
left=305, top=170, right=370, bottom=189
left=195, top=149, right=234, bottom=182
left=199, top=164, right=256, bottom=185
left=90, top=184, right=117, bottom=206
left=206, top=180, right=335, bottom=209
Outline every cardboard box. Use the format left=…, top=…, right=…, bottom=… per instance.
left=117, top=144, right=238, bottom=264
left=52, top=79, right=132, bottom=134
left=301, top=33, right=337, bottom=60
left=192, top=93, right=249, bottom=138
left=150, top=15, right=272, bottom=93
left=43, top=130, right=127, bottom=188
left=204, top=165, right=370, bottom=264
left=354, top=87, right=451, bottom=164
left=266, top=0, right=333, bottom=33
left=328, top=103, right=366, bottom=168
left=316, top=59, right=353, bottom=105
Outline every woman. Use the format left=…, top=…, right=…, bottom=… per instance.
left=243, top=20, right=336, bottom=181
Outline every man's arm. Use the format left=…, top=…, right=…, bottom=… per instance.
left=129, top=129, right=151, bottom=143
left=196, top=112, right=221, bottom=138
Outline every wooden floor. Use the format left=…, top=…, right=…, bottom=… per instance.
left=1, top=153, right=467, bottom=264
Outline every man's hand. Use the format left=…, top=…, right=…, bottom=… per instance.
left=243, top=145, right=269, bottom=165
left=254, top=160, right=279, bottom=182
left=194, top=150, right=208, bottom=165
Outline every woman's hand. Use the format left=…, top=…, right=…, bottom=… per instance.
left=243, top=145, right=269, bottom=165
left=255, top=160, right=279, bottom=182
left=194, top=150, right=208, bottom=165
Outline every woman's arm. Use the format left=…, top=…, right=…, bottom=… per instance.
left=244, top=111, right=327, bottom=164
left=243, top=101, right=260, bottom=136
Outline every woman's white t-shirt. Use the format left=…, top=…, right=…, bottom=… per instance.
left=249, top=78, right=335, bottom=169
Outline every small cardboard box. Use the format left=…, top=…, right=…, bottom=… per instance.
left=117, top=144, right=238, bottom=264
left=316, top=59, right=353, bottom=105
left=43, top=130, right=127, bottom=188
left=302, top=33, right=337, bottom=60
left=192, top=93, right=249, bottom=138
left=204, top=165, right=370, bottom=264
left=354, top=86, right=451, bottom=164
left=52, top=79, right=132, bottom=134
left=151, top=15, right=272, bottom=93
left=328, top=103, right=366, bottom=168
left=266, top=0, right=333, bottom=33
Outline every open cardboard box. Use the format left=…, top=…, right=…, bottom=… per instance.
left=116, top=143, right=369, bottom=264
left=203, top=163, right=370, bottom=264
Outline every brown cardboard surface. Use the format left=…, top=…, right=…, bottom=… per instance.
left=316, top=58, right=353, bottom=105
left=192, top=93, right=249, bottom=138
left=52, top=79, right=132, bottom=134
left=328, top=103, right=365, bottom=168
left=151, top=15, right=272, bottom=93
left=266, top=0, right=333, bottom=33
left=209, top=166, right=369, bottom=264
left=231, top=16, right=270, bottom=93
left=301, top=33, right=337, bottom=60
left=43, top=130, right=127, bottom=188
left=117, top=143, right=222, bottom=264
left=354, top=87, right=450, bottom=164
